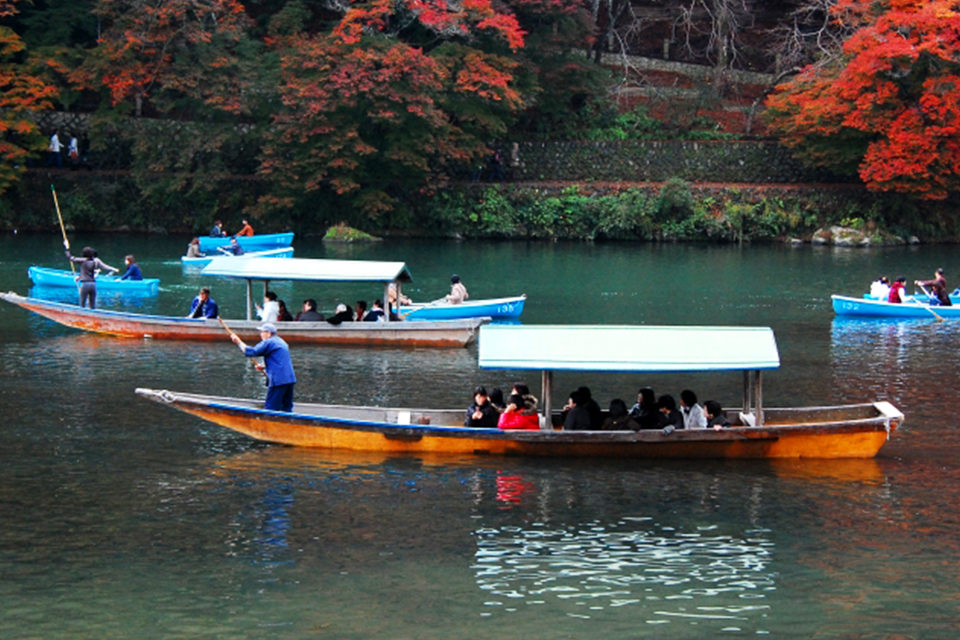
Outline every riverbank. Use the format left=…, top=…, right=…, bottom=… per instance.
left=3, top=170, right=959, bottom=243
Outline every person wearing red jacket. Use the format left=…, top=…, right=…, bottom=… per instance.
left=498, top=394, right=540, bottom=430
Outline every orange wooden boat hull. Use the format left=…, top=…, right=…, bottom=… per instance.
left=137, top=389, right=902, bottom=459
left=1, top=292, right=483, bottom=347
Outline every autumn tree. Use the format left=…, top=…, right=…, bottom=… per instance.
left=0, top=0, right=58, bottom=194
left=259, top=0, right=526, bottom=221
left=766, top=0, right=960, bottom=199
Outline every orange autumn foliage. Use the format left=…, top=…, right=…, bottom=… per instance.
left=766, top=0, right=960, bottom=199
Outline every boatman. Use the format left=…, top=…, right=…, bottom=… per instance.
left=230, top=323, right=296, bottom=412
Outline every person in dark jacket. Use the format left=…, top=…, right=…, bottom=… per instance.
left=465, top=386, right=499, bottom=428
left=119, top=255, right=142, bottom=280
left=601, top=399, right=640, bottom=430
left=562, top=388, right=594, bottom=430
left=629, top=387, right=659, bottom=429
left=188, top=287, right=219, bottom=318
left=577, top=386, right=603, bottom=428
left=705, top=400, right=731, bottom=429
left=326, top=303, right=354, bottom=325
left=295, top=299, right=324, bottom=321
left=657, top=394, right=685, bottom=430
left=64, top=242, right=119, bottom=309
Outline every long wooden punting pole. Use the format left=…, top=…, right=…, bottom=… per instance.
left=51, top=185, right=78, bottom=286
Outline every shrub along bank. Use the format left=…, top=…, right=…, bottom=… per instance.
left=4, top=171, right=960, bottom=244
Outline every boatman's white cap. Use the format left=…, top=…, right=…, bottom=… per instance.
left=258, top=323, right=277, bottom=334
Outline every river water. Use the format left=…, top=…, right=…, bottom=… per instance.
left=1, top=233, right=959, bottom=638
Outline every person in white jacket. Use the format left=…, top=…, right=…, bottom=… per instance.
left=256, top=291, right=280, bottom=323
left=680, top=389, right=708, bottom=429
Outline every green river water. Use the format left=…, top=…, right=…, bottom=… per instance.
left=1, top=232, right=959, bottom=638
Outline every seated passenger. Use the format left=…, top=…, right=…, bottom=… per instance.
left=511, top=382, right=538, bottom=414
left=489, top=388, right=505, bottom=412
left=185, top=237, right=205, bottom=258
left=870, top=276, right=890, bottom=299
left=562, top=389, right=593, bottom=430
left=577, top=386, right=602, bottom=427
left=629, top=387, right=659, bottom=429
left=704, top=400, right=731, bottom=429
left=326, top=303, right=354, bottom=325
left=888, top=276, right=906, bottom=303
left=364, top=299, right=386, bottom=322
left=256, top=291, right=279, bottom=323
left=465, top=386, right=500, bottom=428
left=354, top=300, right=368, bottom=321
left=680, top=389, right=708, bottom=429
left=602, top=398, right=640, bottom=430
left=277, top=299, right=293, bottom=322
left=119, top=255, right=143, bottom=280
left=187, top=287, right=218, bottom=319
left=445, top=274, right=469, bottom=305
left=657, top=394, right=685, bottom=429
left=295, top=299, right=324, bottom=321
left=498, top=394, right=540, bottom=430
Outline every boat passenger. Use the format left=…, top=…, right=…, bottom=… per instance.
left=915, top=268, right=952, bottom=306
left=185, top=238, right=205, bottom=258
left=119, top=255, right=143, bottom=281
left=224, top=237, right=244, bottom=256
left=188, top=287, right=219, bottom=319
left=870, top=276, right=890, bottom=300
left=704, top=400, right=731, bottom=429
left=256, top=291, right=280, bottom=323
left=562, top=389, right=593, bottom=430
left=445, top=274, right=469, bottom=305
left=229, top=322, right=296, bottom=412
left=657, top=394, right=685, bottom=430
left=577, top=386, right=603, bottom=428
left=326, top=303, right=354, bottom=325
left=209, top=220, right=225, bottom=237
left=888, top=277, right=906, bottom=304
left=355, top=300, right=368, bottom=321
left=64, top=242, right=119, bottom=309
left=465, top=386, right=500, bottom=428
left=489, top=388, right=505, bottom=412
left=364, top=299, right=385, bottom=322
left=277, top=300, right=293, bottom=322
left=497, top=394, right=540, bottom=430
left=295, top=299, right=324, bottom=322
left=387, top=282, right=412, bottom=311
left=601, top=399, right=640, bottom=431
left=235, top=219, right=254, bottom=237
left=511, top=382, right=538, bottom=414
left=629, top=387, right=659, bottom=429
left=680, top=389, right=707, bottom=429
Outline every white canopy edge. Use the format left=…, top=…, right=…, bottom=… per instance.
left=478, top=324, right=780, bottom=372
left=201, top=257, right=413, bottom=283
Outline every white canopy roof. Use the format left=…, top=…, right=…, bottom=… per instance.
left=201, top=257, right=413, bottom=283
left=478, top=325, right=780, bottom=372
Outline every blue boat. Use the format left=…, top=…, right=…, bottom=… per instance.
left=28, top=266, right=160, bottom=295
left=180, top=246, right=295, bottom=268
left=399, top=294, right=525, bottom=320
left=198, top=232, right=294, bottom=253
left=832, top=294, right=960, bottom=319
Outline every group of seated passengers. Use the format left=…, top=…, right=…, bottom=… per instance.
left=465, top=383, right=540, bottom=430
left=465, top=385, right=734, bottom=431
left=290, top=298, right=396, bottom=323
left=871, top=269, right=954, bottom=306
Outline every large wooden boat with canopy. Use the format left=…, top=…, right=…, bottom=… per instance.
left=1, top=257, right=485, bottom=347
left=136, top=324, right=903, bottom=459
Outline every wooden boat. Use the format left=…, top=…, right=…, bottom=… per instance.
left=399, top=294, right=526, bottom=320
left=135, top=325, right=903, bottom=459
left=180, top=246, right=294, bottom=268
left=27, top=266, right=160, bottom=295
left=198, top=231, right=294, bottom=253
left=832, top=294, right=960, bottom=319
left=2, top=257, right=487, bottom=347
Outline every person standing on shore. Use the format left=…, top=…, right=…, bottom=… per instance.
left=229, top=323, right=296, bottom=412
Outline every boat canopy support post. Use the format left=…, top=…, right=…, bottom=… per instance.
left=741, top=369, right=764, bottom=426
left=383, top=281, right=392, bottom=323
left=540, top=369, right=553, bottom=431
left=245, top=280, right=253, bottom=321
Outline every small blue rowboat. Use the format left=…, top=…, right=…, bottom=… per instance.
left=198, top=232, right=294, bottom=253
left=400, top=294, right=526, bottom=320
left=181, top=246, right=295, bottom=268
left=28, top=266, right=160, bottom=295
left=832, top=294, right=960, bottom=319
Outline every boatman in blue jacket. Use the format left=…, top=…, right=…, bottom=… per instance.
left=230, top=323, right=296, bottom=412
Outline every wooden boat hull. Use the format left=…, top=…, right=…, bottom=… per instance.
left=180, top=247, right=294, bottom=267
left=198, top=232, right=294, bottom=253
left=399, top=295, right=526, bottom=320
left=135, top=389, right=902, bottom=459
left=28, top=266, right=160, bottom=295
left=832, top=294, right=960, bottom=318
left=0, top=292, right=484, bottom=347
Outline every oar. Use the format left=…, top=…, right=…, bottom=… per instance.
left=51, top=184, right=79, bottom=290
left=218, top=318, right=268, bottom=380
left=916, top=285, right=945, bottom=322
